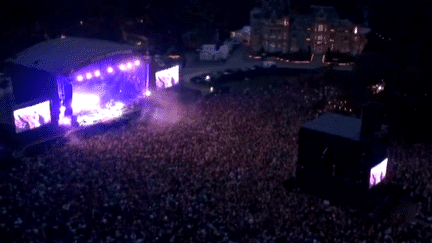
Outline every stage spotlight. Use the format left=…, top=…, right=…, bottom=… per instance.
left=94, top=70, right=101, bottom=77
left=77, top=75, right=84, bottom=81
left=107, top=67, right=114, bottom=73
left=119, top=64, right=126, bottom=71
left=145, top=90, right=151, bottom=96
left=127, top=62, right=132, bottom=69
left=135, top=60, right=140, bottom=66
left=86, top=73, right=92, bottom=79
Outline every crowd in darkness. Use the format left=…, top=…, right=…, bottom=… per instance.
left=0, top=76, right=431, bottom=242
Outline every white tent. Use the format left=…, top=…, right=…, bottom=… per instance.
left=6, top=37, right=138, bottom=76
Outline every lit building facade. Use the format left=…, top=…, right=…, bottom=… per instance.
left=261, top=16, right=291, bottom=53
left=250, top=2, right=368, bottom=56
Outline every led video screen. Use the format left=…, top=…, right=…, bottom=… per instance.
left=155, top=65, right=179, bottom=89
left=369, top=158, right=388, bottom=189
left=13, top=100, right=51, bottom=133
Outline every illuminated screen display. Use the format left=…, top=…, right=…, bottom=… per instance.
left=13, top=100, right=51, bottom=133
left=155, top=65, right=179, bottom=89
left=369, top=158, right=388, bottom=189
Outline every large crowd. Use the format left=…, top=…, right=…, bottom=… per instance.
left=0, top=75, right=431, bottom=243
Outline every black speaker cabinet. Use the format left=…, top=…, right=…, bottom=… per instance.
left=296, top=112, right=387, bottom=204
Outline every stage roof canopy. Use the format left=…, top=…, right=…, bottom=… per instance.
left=5, top=37, right=139, bottom=76
left=302, top=112, right=362, bottom=141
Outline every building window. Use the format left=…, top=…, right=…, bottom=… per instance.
left=354, top=36, right=359, bottom=41
left=330, top=39, right=334, bottom=42
left=318, top=35, right=323, bottom=40
left=318, top=24, right=324, bottom=32
left=264, top=34, right=268, bottom=39
left=284, top=18, right=289, bottom=26
left=330, top=29, right=335, bottom=32
left=317, top=41, right=322, bottom=45
left=270, top=43, right=275, bottom=48
left=270, top=34, right=276, bottom=39
left=278, top=35, right=282, bottom=39
left=283, top=32, right=287, bottom=39
left=354, top=27, right=358, bottom=34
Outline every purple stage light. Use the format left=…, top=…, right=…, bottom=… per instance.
left=145, top=90, right=151, bottom=96
left=119, top=64, right=126, bottom=71
left=77, top=75, right=84, bottom=81
left=135, top=60, right=140, bottom=66
left=86, top=73, right=92, bottom=79
left=94, top=70, right=101, bottom=77
left=107, top=67, right=114, bottom=73
left=127, top=62, right=132, bottom=69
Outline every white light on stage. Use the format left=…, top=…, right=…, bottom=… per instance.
left=59, top=106, right=71, bottom=126
left=86, top=73, right=92, bottom=79
left=94, top=70, right=101, bottom=77
left=119, top=64, right=126, bottom=71
left=135, top=60, right=140, bottom=66
left=107, top=67, right=114, bottom=73
left=145, top=90, right=151, bottom=96
left=127, top=62, right=132, bottom=69
left=72, top=93, right=100, bottom=113
left=77, top=75, right=84, bottom=81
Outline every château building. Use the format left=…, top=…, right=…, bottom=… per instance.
left=250, top=0, right=368, bottom=56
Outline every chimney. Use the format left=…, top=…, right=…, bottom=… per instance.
left=360, top=102, right=384, bottom=141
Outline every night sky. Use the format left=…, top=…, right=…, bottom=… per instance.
left=1, top=0, right=432, bottom=62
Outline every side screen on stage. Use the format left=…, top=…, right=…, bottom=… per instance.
left=155, top=65, right=179, bottom=88
left=13, top=100, right=51, bottom=133
left=369, top=158, right=388, bottom=189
